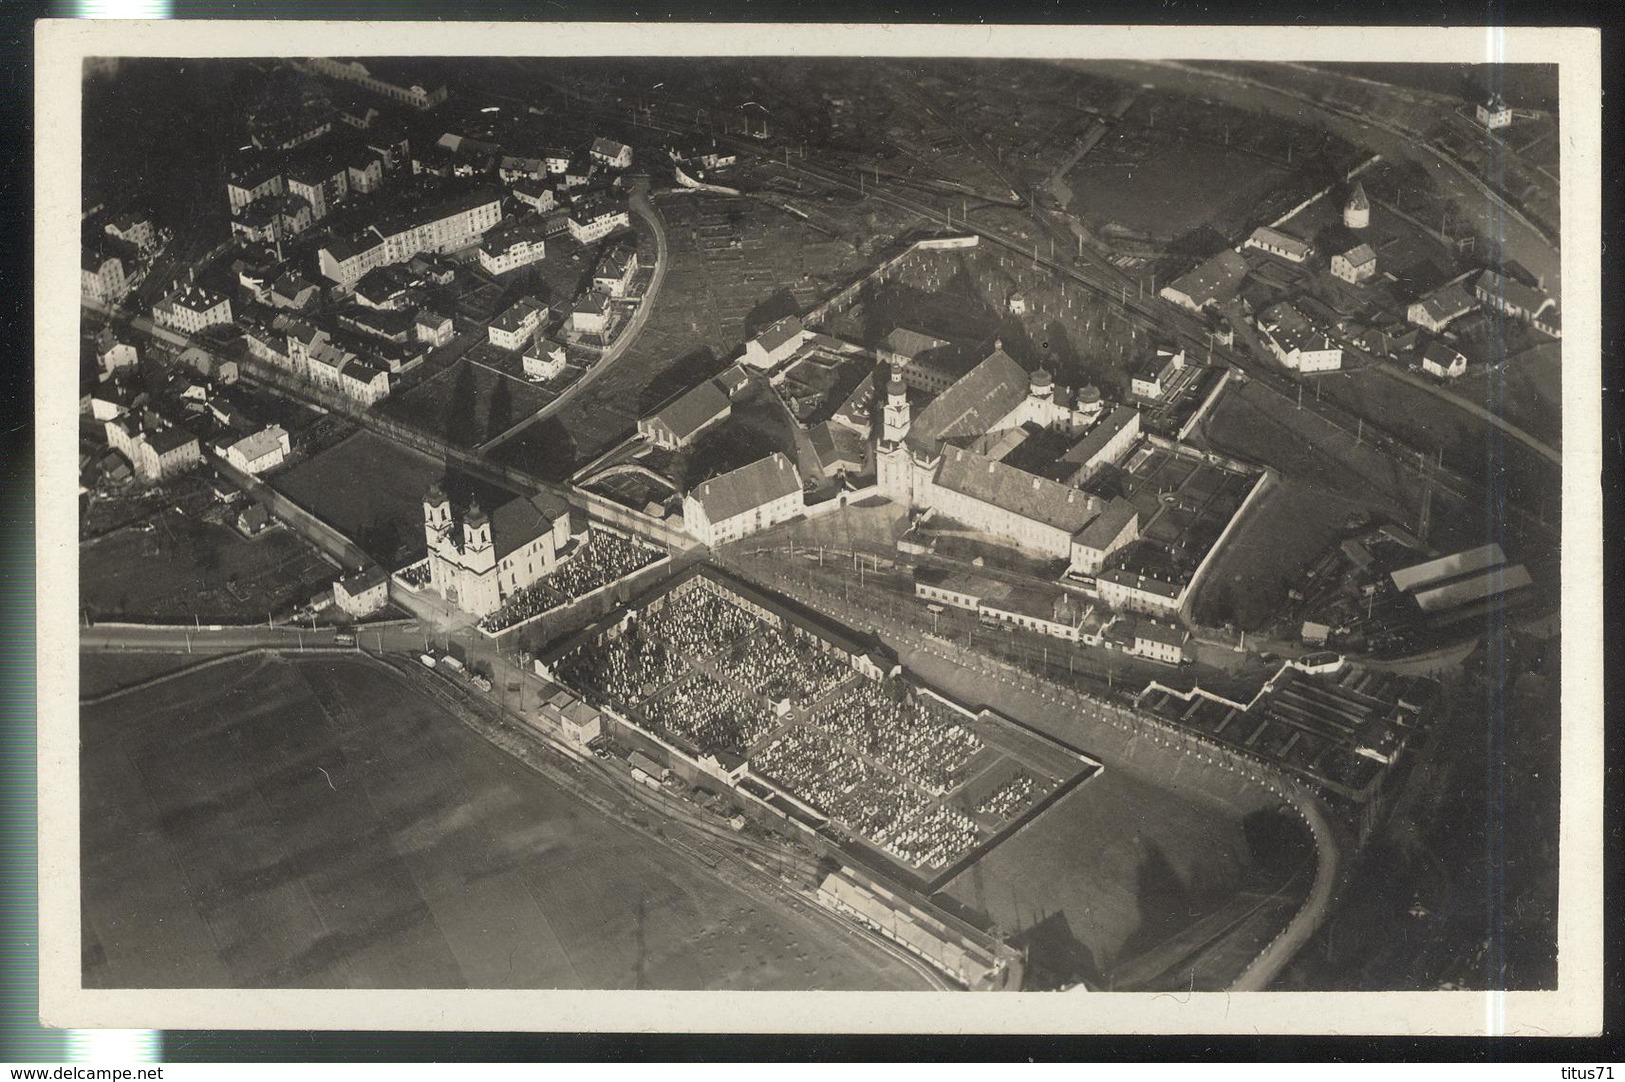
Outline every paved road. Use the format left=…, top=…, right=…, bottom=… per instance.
left=480, top=177, right=671, bottom=453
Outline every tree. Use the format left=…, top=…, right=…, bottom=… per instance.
left=486, top=376, right=514, bottom=441
left=445, top=362, right=478, bottom=447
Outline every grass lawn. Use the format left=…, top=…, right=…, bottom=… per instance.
left=81, top=654, right=927, bottom=990
left=1201, top=377, right=1416, bottom=521
left=1188, top=477, right=1369, bottom=632
left=1069, top=129, right=1297, bottom=241
left=382, top=358, right=552, bottom=450
left=79, top=652, right=206, bottom=699
left=80, top=512, right=336, bottom=624
left=1317, top=367, right=1559, bottom=519
left=273, top=430, right=519, bottom=567
left=1452, top=341, right=1562, bottom=450
left=495, top=190, right=922, bottom=481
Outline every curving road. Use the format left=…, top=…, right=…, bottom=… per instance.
left=1376, top=364, right=1560, bottom=465
left=480, top=177, right=671, bottom=453
left=1112, top=59, right=1561, bottom=294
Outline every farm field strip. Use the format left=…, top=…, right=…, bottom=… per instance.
left=81, top=654, right=928, bottom=990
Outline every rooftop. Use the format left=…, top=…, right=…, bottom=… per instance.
left=1247, top=226, right=1312, bottom=258
left=690, top=452, right=801, bottom=525
left=650, top=379, right=731, bottom=441
left=374, top=186, right=503, bottom=240
left=145, top=426, right=198, bottom=454
left=1390, top=543, right=1506, bottom=593
left=227, top=426, right=288, bottom=463
left=1165, top=249, right=1250, bottom=307
left=337, top=565, right=390, bottom=595
left=1061, top=405, right=1139, bottom=469
left=1412, top=283, right=1478, bottom=324
left=490, top=491, right=572, bottom=561
left=1338, top=242, right=1377, bottom=267
left=935, top=446, right=1102, bottom=534
left=752, top=315, right=807, bottom=356
left=906, top=347, right=1029, bottom=455
left=491, top=296, right=547, bottom=334
left=1074, top=496, right=1138, bottom=550
left=1133, top=620, right=1189, bottom=649
left=883, top=326, right=951, bottom=359
left=1473, top=269, right=1555, bottom=317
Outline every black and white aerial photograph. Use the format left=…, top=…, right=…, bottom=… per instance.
left=43, top=20, right=1602, bottom=1036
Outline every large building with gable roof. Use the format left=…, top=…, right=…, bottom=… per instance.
left=682, top=452, right=804, bottom=548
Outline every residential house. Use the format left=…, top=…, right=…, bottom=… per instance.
left=81, top=247, right=129, bottom=306
left=97, top=340, right=138, bottom=375
left=152, top=286, right=233, bottom=336
left=1331, top=243, right=1378, bottom=284
left=104, top=211, right=157, bottom=254
left=415, top=310, right=454, bottom=347
left=1128, top=620, right=1190, bottom=665
left=522, top=341, right=568, bottom=382
left=511, top=178, right=557, bottom=212
left=1406, top=283, right=1478, bottom=333
left=222, top=425, right=291, bottom=474
left=592, top=243, right=639, bottom=297
left=1257, top=302, right=1343, bottom=372
left=333, top=565, right=390, bottom=618
left=488, top=296, right=548, bottom=351
left=1420, top=341, right=1467, bottom=380
left=568, top=291, right=610, bottom=337
left=590, top=137, right=634, bottom=170
left=104, top=416, right=202, bottom=484
left=1129, top=347, right=1185, bottom=400
left=566, top=194, right=630, bottom=244
left=477, top=220, right=548, bottom=276
left=1477, top=94, right=1513, bottom=130
left=270, top=271, right=321, bottom=311
left=339, top=359, right=390, bottom=404
left=741, top=315, right=809, bottom=370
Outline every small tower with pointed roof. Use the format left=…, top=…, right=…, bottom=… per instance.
left=1344, top=181, right=1370, bottom=230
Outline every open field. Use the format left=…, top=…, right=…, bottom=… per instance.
left=1187, top=477, right=1371, bottom=632
left=946, top=770, right=1277, bottom=989
left=79, top=651, right=207, bottom=699
left=273, top=430, right=520, bottom=568
left=81, top=653, right=927, bottom=990
left=819, top=241, right=1143, bottom=399
left=382, top=357, right=553, bottom=451
left=80, top=511, right=336, bottom=624
left=1069, top=129, right=1295, bottom=242
left=494, top=189, right=925, bottom=481
left=889, top=641, right=1302, bottom=991
left=1315, top=367, right=1560, bottom=521
left=1200, top=377, right=1416, bottom=521
left=1450, top=341, right=1562, bottom=451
